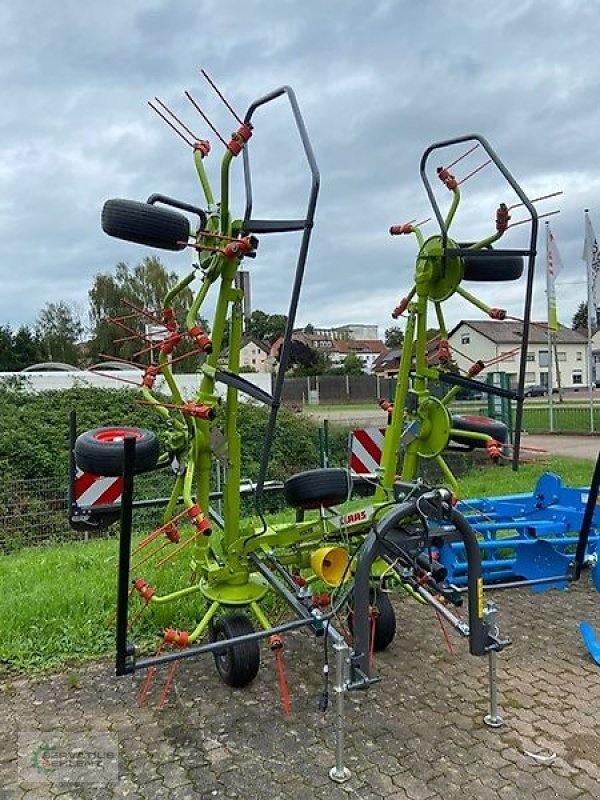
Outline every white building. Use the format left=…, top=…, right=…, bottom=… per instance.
left=237, top=336, right=271, bottom=372
left=448, top=320, right=588, bottom=389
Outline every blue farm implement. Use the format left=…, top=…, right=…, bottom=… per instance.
left=436, top=472, right=600, bottom=589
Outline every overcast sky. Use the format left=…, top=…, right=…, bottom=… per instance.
left=1, top=0, right=599, bottom=342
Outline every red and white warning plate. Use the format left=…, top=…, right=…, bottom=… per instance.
left=349, top=427, right=385, bottom=475
left=74, top=469, right=124, bottom=507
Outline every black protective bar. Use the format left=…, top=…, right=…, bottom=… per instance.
left=352, top=492, right=494, bottom=679
left=71, top=481, right=286, bottom=523
left=447, top=248, right=531, bottom=257
left=68, top=410, right=77, bottom=514
left=146, top=193, right=207, bottom=226
left=215, top=369, right=274, bottom=406
left=573, top=450, right=600, bottom=580
left=438, top=371, right=518, bottom=400
left=135, top=615, right=318, bottom=671
left=115, top=436, right=136, bottom=676
left=243, top=219, right=309, bottom=234
left=420, top=134, right=538, bottom=471
left=241, top=87, right=320, bottom=503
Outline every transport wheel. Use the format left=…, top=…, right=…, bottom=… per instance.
left=460, top=242, right=523, bottom=282
left=74, top=426, right=159, bottom=476
left=101, top=198, right=190, bottom=251
left=450, top=415, right=508, bottom=449
left=211, top=613, right=260, bottom=688
left=284, top=468, right=352, bottom=509
left=348, top=587, right=397, bottom=652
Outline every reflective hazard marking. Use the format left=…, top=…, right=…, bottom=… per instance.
left=349, top=427, right=385, bottom=474
left=74, top=469, right=124, bottom=507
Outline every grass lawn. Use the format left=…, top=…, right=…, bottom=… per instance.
left=0, top=456, right=595, bottom=677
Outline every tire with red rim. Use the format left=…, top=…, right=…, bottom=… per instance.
left=450, top=414, right=508, bottom=448
left=74, top=426, right=159, bottom=476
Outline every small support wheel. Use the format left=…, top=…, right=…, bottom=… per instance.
left=211, top=613, right=260, bottom=688
left=348, top=588, right=397, bottom=652
left=284, top=468, right=352, bottom=509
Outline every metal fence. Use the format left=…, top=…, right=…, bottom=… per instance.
left=0, top=475, right=169, bottom=554
left=0, top=478, right=72, bottom=553
left=452, top=401, right=600, bottom=435
left=280, top=375, right=397, bottom=406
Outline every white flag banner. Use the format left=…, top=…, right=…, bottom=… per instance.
left=583, top=212, right=600, bottom=315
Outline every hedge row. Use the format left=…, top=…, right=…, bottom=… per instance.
left=0, top=386, right=349, bottom=486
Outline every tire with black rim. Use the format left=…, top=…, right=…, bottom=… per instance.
left=348, top=587, right=397, bottom=652
left=450, top=414, right=508, bottom=448
left=460, top=242, right=524, bottom=282
left=101, top=199, right=190, bottom=251
left=74, top=426, right=159, bottom=476
left=211, top=613, right=260, bottom=688
left=284, top=468, right=352, bottom=509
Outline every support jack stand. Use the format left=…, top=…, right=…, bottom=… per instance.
left=483, top=603, right=504, bottom=729
left=329, top=640, right=352, bottom=784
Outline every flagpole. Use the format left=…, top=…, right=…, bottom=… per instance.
left=585, top=209, right=595, bottom=433
left=545, top=223, right=554, bottom=432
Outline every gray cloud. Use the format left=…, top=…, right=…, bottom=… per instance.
left=0, top=0, right=598, bottom=340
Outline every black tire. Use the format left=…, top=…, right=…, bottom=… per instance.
left=459, top=242, right=523, bottom=282
left=348, top=588, right=397, bottom=652
left=101, top=198, right=190, bottom=251
left=74, top=426, right=159, bottom=476
left=284, top=468, right=352, bottom=510
left=211, top=613, right=260, bottom=688
left=450, top=414, right=508, bottom=448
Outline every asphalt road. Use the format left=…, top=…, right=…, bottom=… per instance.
left=522, top=434, right=600, bottom=461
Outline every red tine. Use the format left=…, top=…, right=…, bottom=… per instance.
left=152, top=97, right=202, bottom=143
left=86, top=369, right=142, bottom=387
left=200, top=68, right=245, bottom=125
left=444, top=143, right=480, bottom=171
left=457, top=159, right=492, bottom=185
left=508, top=190, right=563, bottom=211
left=508, top=209, right=560, bottom=228
left=98, top=352, right=144, bottom=368
left=184, top=90, right=228, bottom=147
left=148, top=100, right=195, bottom=148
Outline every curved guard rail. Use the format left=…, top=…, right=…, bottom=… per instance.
left=420, top=135, right=539, bottom=471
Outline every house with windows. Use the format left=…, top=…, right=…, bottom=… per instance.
left=448, top=320, right=589, bottom=389
left=276, top=329, right=387, bottom=374
left=237, top=335, right=271, bottom=372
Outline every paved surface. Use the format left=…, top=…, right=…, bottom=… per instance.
left=2, top=580, right=600, bottom=799
left=522, top=434, right=600, bottom=462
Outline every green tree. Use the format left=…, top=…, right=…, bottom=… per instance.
left=12, top=326, right=43, bottom=370
left=384, top=326, right=404, bottom=348
left=246, top=309, right=288, bottom=345
left=87, top=256, right=206, bottom=370
left=571, top=301, right=598, bottom=331
left=264, top=314, right=288, bottom=344
left=0, top=325, right=14, bottom=371
left=246, top=310, right=269, bottom=341
left=36, top=302, right=83, bottom=365
left=342, top=353, right=365, bottom=375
